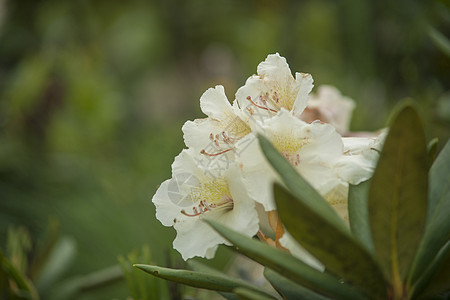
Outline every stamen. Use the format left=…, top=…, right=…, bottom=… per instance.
left=181, top=209, right=202, bottom=217
left=246, top=96, right=278, bottom=113
left=222, top=131, right=233, bottom=144
left=214, top=139, right=220, bottom=148
left=181, top=198, right=233, bottom=217
left=200, top=148, right=233, bottom=156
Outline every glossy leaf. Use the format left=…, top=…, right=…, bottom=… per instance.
left=275, top=184, right=387, bottom=299
left=205, top=219, right=365, bottom=300
left=368, top=104, right=428, bottom=287
left=258, top=134, right=348, bottom=232
left=264, top=268, right=331, bottom=300
left=409, top=140, right=450, bottom=286
left=348, top=180, right=374, bottom=253
left=134, top=264, right=273, bottom=298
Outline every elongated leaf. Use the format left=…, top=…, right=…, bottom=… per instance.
left=414, top=242, right=450, bottom=299
left=428, top=139, right=450, bottom=225
left=187, top=260, right=227, bottom=276
left=427, top=137, right=439, bottom=168
left=205, top=219, right=365, bottom=300
left=348, top=180, right=374, bottom=253
left=233, top=287, right=276, bottom=300
left=275, top=185, right=387, bottom=299
left=134, top=264, right=274, bottom=298
left=264, top=268, right=331, bottom=300
left=258, top=134, right=347, bottom=232
left=368, top=104, right=428, bottom=286
left=409, top=140, right=450, bottom=286
left=187, top=260, right=240, bottom=300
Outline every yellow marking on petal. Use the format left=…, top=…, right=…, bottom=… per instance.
left=223, top=113, right=251, bottom=140
left=182, top=178, right=234, bottom=217
left=272, top=134, right=310, bottom=156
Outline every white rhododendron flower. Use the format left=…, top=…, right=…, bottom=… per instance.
left=300, top=85, right=355, bottom=134
left=236, top=53, right=313, bottom=120
left=337, top=131, right=387, bottom=185
left=152, top=52, right=386, bottom=260
left=182, top=85, right=251, bottom=160
left=152, top=149, right=259, bottom=260
left=236, top=110, right=345, bottom=212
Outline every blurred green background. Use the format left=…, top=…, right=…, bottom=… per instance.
left=0, top=0, right=449, bottom=299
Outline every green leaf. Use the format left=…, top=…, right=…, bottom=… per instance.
left=187, top=260, right=227, bottom=276
left=187, top=260, right=240, bottom=300
left=427, top=138, right=439, bottom=168
left=205, top=219, right=365, bottom=300
left=233, top=287, right=276, bottom=300
left=274, top=184, right=387, bottom=300
left=348, top=180, right=374, bottom=253
left=368, top=104, right=428, bottom=288
left=414, top=242, right=450, bottom=299
left=257, top=134, right=348, bottom=233
left=427, top=139, right=450, bottom=225
left=264, top=268, right=331, bottom=300
left=134, top=264, right=274, bottom=298
left=409, top=140, right=450, bottom=287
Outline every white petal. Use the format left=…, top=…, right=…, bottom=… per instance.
left=153, top=179, right=182, bottom=227
left=292, top=72, right=314, bottom=116
left=301, top=85, right=355, bottom=134
left=235, top=53, right=313, bottom=115
left=200, top=85, right=234, bottom=121
left=257, top=53, right=291, bottom=83
left=235, top=134, right=278, bottom=211
left=298, top=121, right=343, bottom=164
left=335, top=155, right=375, bottom=185
left=298, top=161, right=343, bottom=196
left=323, top=182, right=349, bottom=221
left=182, top=119, right=222, bottom=152
left=337, top=132, right=386, bottom=184
left=173, top=218, right=224, bottom=260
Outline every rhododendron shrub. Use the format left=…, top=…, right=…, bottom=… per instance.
left=137, top=54, right=449, bottom=300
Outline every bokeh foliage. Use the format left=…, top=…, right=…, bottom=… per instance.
left=0, top=0, right=449, bottom=298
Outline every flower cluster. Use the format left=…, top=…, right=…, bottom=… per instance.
left=152, top=53, right=385, bottom=261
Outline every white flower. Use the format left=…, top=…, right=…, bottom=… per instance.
left=299, top=85, right=355, bottom=134
left=236, top=110, right=345, bottom=212
left=236, top=53, right=313, bottom=121
left=323, top=131, right=386, bottom=221
left=336, top=131, right=387, bottom=185
left=152, top=149, right=259, bottom=260
left=182, top=85, right=251, bottom=170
